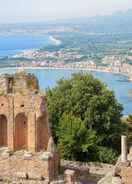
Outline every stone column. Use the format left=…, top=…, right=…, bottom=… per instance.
left=121, top=135, right=127, bottom=163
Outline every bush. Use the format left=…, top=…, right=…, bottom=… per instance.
left=97, top=147, right=118, bottom=164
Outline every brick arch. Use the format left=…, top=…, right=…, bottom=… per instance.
left=14, top=113, right=28, bottom=151
left=36, top=116, right=47, bottom=152
left=0, top=114, right=7, bottom=147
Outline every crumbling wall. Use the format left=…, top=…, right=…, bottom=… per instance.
left=0, top=152, right=58, bottom=182
left=0, top=72, right=50, bottom=152
left=0, top=72, right=59, bottom=182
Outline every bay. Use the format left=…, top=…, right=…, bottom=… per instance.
left=0, top=68, right=132, bottom=115
left=0, top=34, right=132, bottom=115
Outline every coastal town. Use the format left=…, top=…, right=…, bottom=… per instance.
left=13, top=49, right=132, bottom=80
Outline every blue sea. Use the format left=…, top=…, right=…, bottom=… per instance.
left=0, top=35, right=132, bottom=115
left=0, top=35, right=52, bottom=58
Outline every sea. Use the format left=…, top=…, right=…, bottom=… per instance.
left=0, top=35, right=53, bottom=58
left=0, top=35, right=132, bottom=115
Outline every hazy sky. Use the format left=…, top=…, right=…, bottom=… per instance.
left=0, top=0, right=131, bottom=23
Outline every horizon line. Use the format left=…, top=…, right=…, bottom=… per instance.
left=0, top=9, right=130, bottom=25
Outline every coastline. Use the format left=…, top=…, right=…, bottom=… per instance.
left=49, top=36, right=62, bottom=45
left=0, top=66, right=130, bottom=80
left=0, top=66, right=131, bottom=115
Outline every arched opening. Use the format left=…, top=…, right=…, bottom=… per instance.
left=14, top=113, right=28, bottom=150
left=36, top=116, right=46, bottom=152
left=0, top=115, right=7, bottom=147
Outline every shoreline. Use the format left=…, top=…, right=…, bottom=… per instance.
left=0, top=66, right=131, bottom=115
left=0, top=66, right=130, bottom=80
left=49, top=36, right=62, bottom=45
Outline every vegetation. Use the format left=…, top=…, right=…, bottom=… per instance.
left=121, top=115, right=132, bottom=148
left=127, top=114, right=132, bottom=123
left=0, top=90, right=5, bottom=96
left=47, top=73, right=125, bottom=164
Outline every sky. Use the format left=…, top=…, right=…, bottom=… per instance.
left=0, top=0, right=131, bottom=23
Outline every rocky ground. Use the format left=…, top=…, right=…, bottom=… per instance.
left=0, top=156, right=114, bottom=184
left=61, top=160, right=114, bottom=184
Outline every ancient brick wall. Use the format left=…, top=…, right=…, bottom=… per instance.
left=0, top=72, right=39, bottom=94
left=0, top=93, right=51, bottom=152
left=0, top=153, right=58, bottom=181
left=0, top=72, right=51, bottom=152
left=0, top=72, right=59, bottom=182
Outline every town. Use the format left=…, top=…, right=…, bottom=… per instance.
left=14, top=49, right=132, bottom=81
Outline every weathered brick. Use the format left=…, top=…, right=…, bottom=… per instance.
left=0, top=72, right=59, bottom=181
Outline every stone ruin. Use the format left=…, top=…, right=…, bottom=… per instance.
left=1, top=71, right=128, bottom=184
left=0, top=71, right=59, bottom=182
left=98, top=135, right=132, bottom=184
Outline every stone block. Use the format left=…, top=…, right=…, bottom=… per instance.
left=112, top=177, right=121, bottom=184
left=40, top=152, right=53, bottom=161
left=23, top=151, right=32, bottom=159
left=64, top=169, right=76, bottom=184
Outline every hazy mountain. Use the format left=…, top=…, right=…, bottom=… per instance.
left=1, top=9, right=132, bottom=34
left=52, top=9, right=132, bottom=33
left=73, top=9, right=132, bottom=33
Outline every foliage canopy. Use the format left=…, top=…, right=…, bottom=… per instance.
left=46, top=73, right=124, bottom=163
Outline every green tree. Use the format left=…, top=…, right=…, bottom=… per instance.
left=46, top=73, right=124, bottom=163
left=127, top=114, right=132, bottom=123
left=58, top=113, right=98, bottom=161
